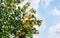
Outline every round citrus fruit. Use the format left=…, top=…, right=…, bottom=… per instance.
left=19, top=31, right=25, bottom=36
left=23, top=23, right=29, bottom=28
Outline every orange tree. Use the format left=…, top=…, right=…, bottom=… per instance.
left=0, top=0, right=42, bottom=38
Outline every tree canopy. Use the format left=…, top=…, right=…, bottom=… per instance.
left=0, top=0, right=42, bottom=38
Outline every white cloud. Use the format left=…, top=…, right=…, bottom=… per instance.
left=28, top=0, right=40, bottom=10
left=48, top=22, right=60, bottom=38
left=51, top=7, right=60, bottom=16
left=42, top=0, right=52, bottom=8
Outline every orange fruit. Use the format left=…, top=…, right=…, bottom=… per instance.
left=28, top=15, right=32, bottom=19
left=19, top=31, right=25, bottom=36
left=23, top=23, right=29, bottom=28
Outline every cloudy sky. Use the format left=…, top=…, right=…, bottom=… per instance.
left=20, top=0, right=60, bottom=38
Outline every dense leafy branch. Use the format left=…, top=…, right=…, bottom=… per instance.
left=0, top=0, right=42, bottom=38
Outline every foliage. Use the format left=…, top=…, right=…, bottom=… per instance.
left=0, top=0, right=42, bottom=38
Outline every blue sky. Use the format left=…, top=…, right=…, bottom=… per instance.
left=19, top=0, right=60, bottom=38
left=36, top=0, right=60, bottom=38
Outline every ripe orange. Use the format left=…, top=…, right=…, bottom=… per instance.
left=19, top=31, right=25, bottom=36
left=28, top=15, right=32, bottom=19
left=23, top=23, right=29, bottom=28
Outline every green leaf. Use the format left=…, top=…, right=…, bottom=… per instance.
left=29, top=8, right=36, bottom=13
left=21, top=2, right=30, bottom=12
